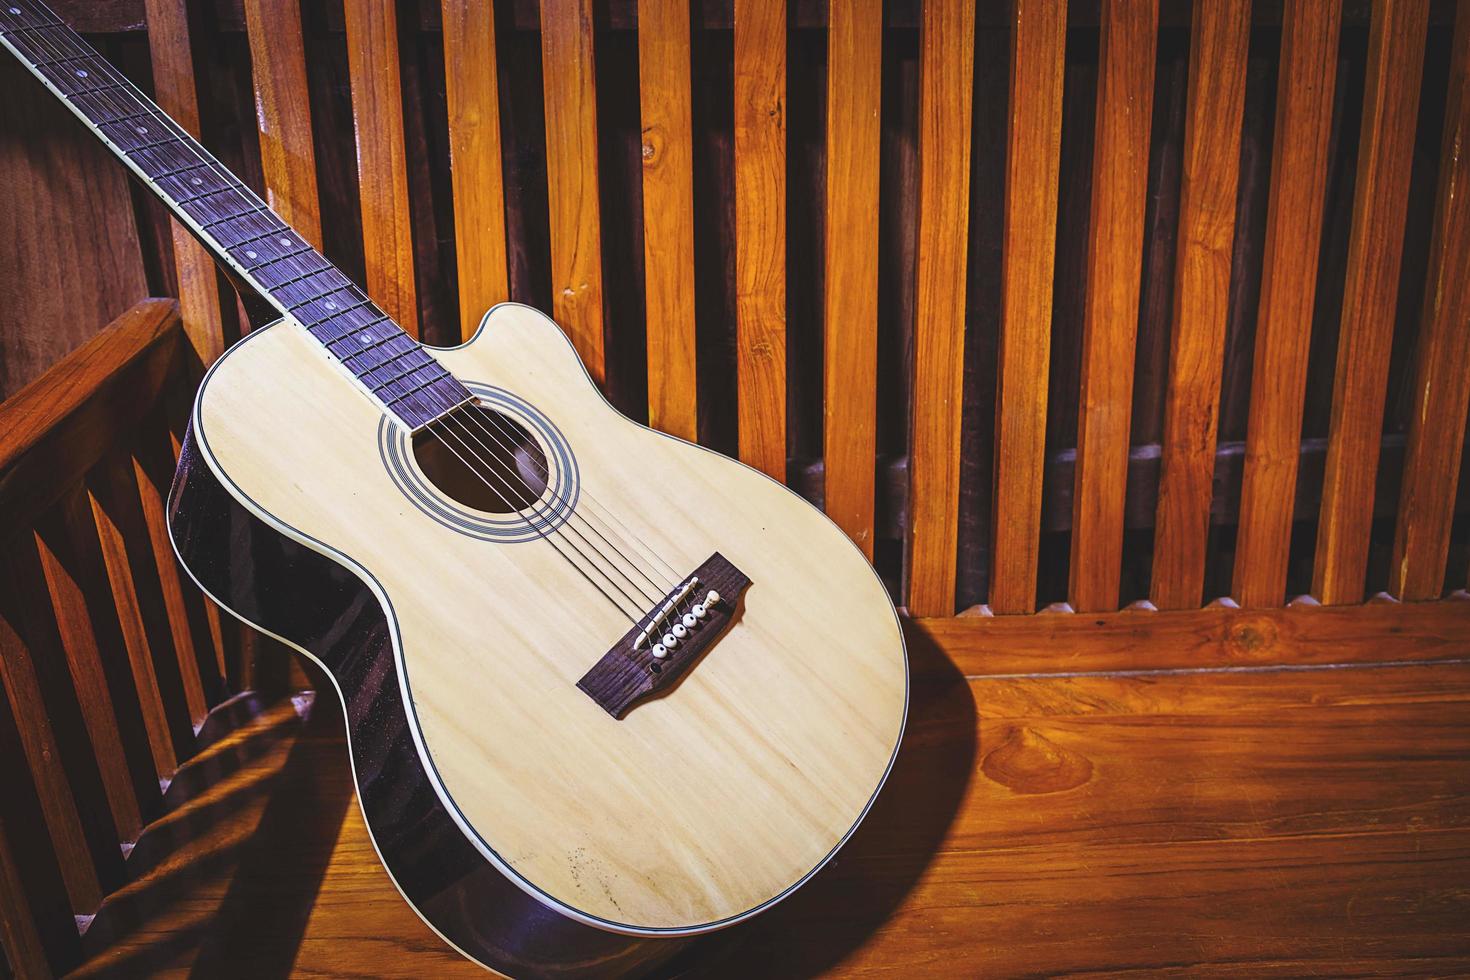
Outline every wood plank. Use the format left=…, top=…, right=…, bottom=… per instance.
left=243, top=0, right=323, bottom=250
left=906, top=0, right=975, bottom=616
left=0, top=669, right=80, bottom=978
left=1392, top=6, right=1470, bottom=601
left=639, top=0, right=699, bottom=441
left=1068, top=0, right=1158, bottom=613
left=142, top=0, right=229, bottom=365
left=820, top=0, right=882, bottom=557
left=989, top=0, right=1068, bottom=613
left=0, top=57, right=149, bottom=400
left=66, top=658, right=1470, bottom=977
left=342, top=0, right=420, bottom=336
left=1232, top=1, right=1342, bottom=608
left=87, top=448, right=193, bottom=776
left=908, top=596, right=1470, bottom=677
left=733, top=0, right=787, bottom=480
left=0, top=535, right=122, bottom=912
left=0, top=299, right=182, bottom=543
left=442, top=0, right=511, bottom=341
left=33, top=487, right=162, bottom=844
left=1313, top=0, right=1431, bottom=605
left=1150, top=0, right=1251, bottom=610
left=540, top=0, right=607, bottom=381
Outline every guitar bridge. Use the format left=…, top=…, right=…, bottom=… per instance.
left=577, top=552, right=751, bottom=718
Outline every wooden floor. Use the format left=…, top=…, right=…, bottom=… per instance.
left=69, top=639, right=1470, bottom=977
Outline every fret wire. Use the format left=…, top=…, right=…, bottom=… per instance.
left=384, top=370, right=452, bottom=404
left=362, top=345, right=425, bottom=375
left=368, top=358, right=435, bottom=392
left=248, top=244, right=316, bottom=270
left=340, top=333, right=412, bottom=362
left=316, top=312, right=390, bottom=342
left=296, top=292, right=374, bottom=317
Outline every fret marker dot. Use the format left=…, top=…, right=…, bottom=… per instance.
left=135, top=126, right=148, bottom=135
left=280, top=237, right=291, bottom=246
left=8, top=8, right=21, bottom=14
left=325, top=301, right=338, bottom=310
left=359, top=332, right=372, bottom=343
left=75, top=69, right=88, bottom=78
left=190, top=176, right=203, bottom=185
left=245, top=250, right=257, bottom=259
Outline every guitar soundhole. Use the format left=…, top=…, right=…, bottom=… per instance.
left=412, top=405, right=550, bottom=514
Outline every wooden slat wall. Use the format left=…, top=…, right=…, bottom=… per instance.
left=142, top=0, right=228, bottom=365
left=343, top=0, right=419, bottom=337
left=1069, top=0, right=1158, bottom=613
left=639, top=0, right=699, bottom=441
left=1232, top=1, right=1342, bottom=609
left=442, top=0, right=511, bottom=341
left=1313, top=0, right=1431, bottom=605
left=540, top=0, right=607, bottom=382
left=821, top=0, right=882, bottom=557
left=906, top=0, right=975, bottom=617
left=990, top=0, right=1067, bottom=614
left=733, top=0, right=787, bottom=481
left=1150, top=0, right=1250, bottom=611
left=0, top=301, right=232, bottom=977
left=1391, top=3, right=1470, bottom=601
left=243, top=0, right=323, bottom=251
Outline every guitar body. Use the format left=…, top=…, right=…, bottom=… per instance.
left=168, top=303, right=908, bottom=976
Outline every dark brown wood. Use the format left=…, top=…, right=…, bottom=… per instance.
left=0, top=298, right=182, bottom=543
left=577, top=552, right=752, bottom=718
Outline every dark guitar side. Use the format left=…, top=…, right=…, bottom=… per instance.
left=167, top=427, right=688, bottom=979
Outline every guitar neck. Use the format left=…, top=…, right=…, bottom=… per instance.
left=0, top=0, right=471, bottom=430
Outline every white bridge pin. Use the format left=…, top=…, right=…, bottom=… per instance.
left=651, top=643, right=667, bottom=660
left=662, top=633, right=678, bottom=649
left=681, top=613, right=697, bottom=629
left=671, top=623, right=688, bottom=639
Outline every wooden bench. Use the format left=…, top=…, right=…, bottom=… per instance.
left=2, top=0, right=1470, bottom=975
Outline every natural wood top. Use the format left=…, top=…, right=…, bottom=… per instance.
left=194, top=304, right=907, bottom=931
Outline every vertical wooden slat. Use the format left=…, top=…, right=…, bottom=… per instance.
left=34, top=489, right=159, bottom=843
left=1313, top=0, right=1430, bottom=605
left=1150, top=0, right=1251, bottom=610
left=243, top=0, right=323, bottom=250
left=639, top=0, right=699, bottom=441
left=733, top=0, right=787, bottom=480
left=821, top=0, right=882, bottom=557
left=907, top=0, right=976, bottom=617
left=134, top=423, right=215, bottom=723
left=1391, top=5, right=1470, bottom=601
left=1231, top=1, right=1341, bottom=608
left=989, top=0, right=1067, bottom=614
left=0, top=689, right=79, bottom=978
left=443, top=0, right=511, bottom=341
left=143, top=0, right=228, bottom=365
left=1068, top=0, right=1158, bottom=613
left=540, top=0, right=607, bottom=382
left=0, top=537, right=120, bottom=912
left=343, top=0, right=419, bottom=336
left=88, top=449, right=193, bottom=775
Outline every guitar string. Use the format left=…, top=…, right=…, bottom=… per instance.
left=9, top=14, right=690, bottom=617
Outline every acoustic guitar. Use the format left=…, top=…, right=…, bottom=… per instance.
left=0, top=3, right=906, bottom=974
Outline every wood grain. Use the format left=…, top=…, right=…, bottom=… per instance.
left=67, top=639, right=1470, bottom=977
left=0, top=685, right=78, bottom=978
left=1392, top=5, right=1470, bottom=601
left=34, top=486, right=161, bottom=845
left=0, top=299, right=182, bottom=543
left=1232, top=1, right=1342, bottom=608
left=342, top=0, right=419, bottom=336
left=733, top=0, right=786, bottom=479
left=243, top=0, right=323, bottom=249
left=442, top=0, right=511, bottom=341
left=143, top=0, right=229, bottom=364
left=989, top=0, right=1067, bottom=614
left=1314, top=0, right=1431, bottom=605
left=1069, top=0, right=1157, bottom=613
left=911, top=596, right=1470, bottom=677
left=906, top=0, right=975, bottom=617
left=1150, top=0, right=1251, bottom=610
left=0, top=58, right=148, bottom=400
left=821, top=0, right=882, bottom=557
left=193, top=304, right=906, bottom=930
left=540, top=0, right=607, bottom=382
left=639, top=0, right=699, bottom=441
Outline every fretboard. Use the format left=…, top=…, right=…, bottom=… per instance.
left=0, top=0, right=471, bottom=430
